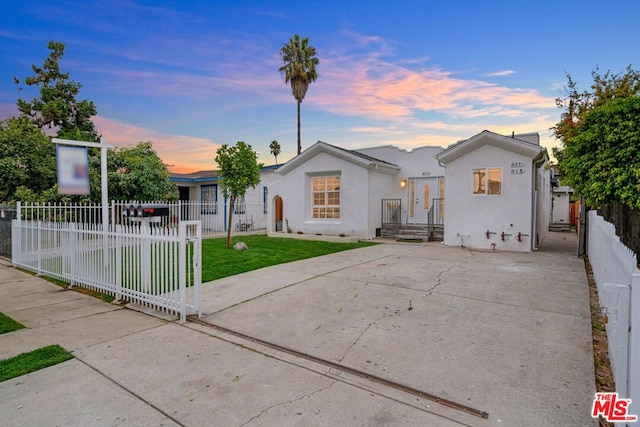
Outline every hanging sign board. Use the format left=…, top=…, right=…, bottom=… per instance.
left=56, top=145, right=90, bottom=195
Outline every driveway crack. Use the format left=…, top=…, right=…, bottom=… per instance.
left=410, top=260, right=467, bottom=306
left=239, top=381, right=336, bottom=426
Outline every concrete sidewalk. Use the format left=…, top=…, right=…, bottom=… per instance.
left=0, top=232, right=597, bottom=426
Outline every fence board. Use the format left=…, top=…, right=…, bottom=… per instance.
left=588, top=210, right=639, bottom=416
left=12, top=203, right=201, bottom=322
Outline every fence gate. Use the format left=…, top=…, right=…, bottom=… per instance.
left=0, top=206, right=16, bottom=258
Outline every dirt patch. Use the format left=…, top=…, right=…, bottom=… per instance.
left=584, top=258, right=615, bottom=427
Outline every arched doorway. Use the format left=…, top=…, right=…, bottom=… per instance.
left=274, top=196, right=284, bottom=232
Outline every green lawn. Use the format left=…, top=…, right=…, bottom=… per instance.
left=0, top=312, right=24, bottom=334
left=201, top=235, right=377, bottom=282
left=0, top=345, right=73, bottom=382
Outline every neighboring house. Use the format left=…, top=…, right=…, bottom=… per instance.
left=169, top=165, right=281, bottom=232
left=435, top=130, right=550, bottom=251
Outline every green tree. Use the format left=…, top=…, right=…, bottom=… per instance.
left=215, top=141, right=263, bottom=248
left=269, top=139, right=281, bottom=164
left=553, top=66, right=640, bottom=146
left=553, top=66, right=640, bottom=209
left=278, top=34, right=319, bottom=155
left=14, top=41, right=99, bottom=142
left=558, top=97, right=640, bottom=209
left=0, top=116, right=56, bottom=203
left=90, top=141, right=178, bottom=202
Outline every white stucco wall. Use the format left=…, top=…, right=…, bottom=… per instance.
left=268, top=152, right=394, bottom=239
left=358, top=146, right=444, bottom=179
left=443, top=144, right=536, bottom=251
left=536, top=167, right=551, bottom=246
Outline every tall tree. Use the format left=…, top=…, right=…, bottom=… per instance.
left=553, top=65, right=640, bottom=146
left=215, top=141, right=263, bottom=248
left=553, top=65, right=640, bottom=209
left=14, top=40, right=99, bottom=142
left=278, top=34, right=319, bottom=155
left=269, top=139, right=281, bottom=164
left=557, top=97, right=640, bottom=209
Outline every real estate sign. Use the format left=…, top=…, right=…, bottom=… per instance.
left=56, top=145, right=90, bottom=195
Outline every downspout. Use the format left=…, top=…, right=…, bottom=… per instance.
left=367, top=164, right=375, bottom=239
left=531, top=154, right=547, bottom=251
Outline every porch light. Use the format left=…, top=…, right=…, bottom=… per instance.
left=400, top=179, right=407, bottom=189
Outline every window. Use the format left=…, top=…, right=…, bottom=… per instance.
left=312, top=176, right=340, bottom=219
left=201, top=185, right=217, bottom=214
left=263, top=187, right=268, bottom=214
left=234, top=196, right=246, bottom=214
left=473, top=168, right=501, bottom=195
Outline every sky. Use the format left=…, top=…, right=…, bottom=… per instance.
left=1, top=1, right=638, bottom=173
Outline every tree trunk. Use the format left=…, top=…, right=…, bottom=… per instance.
left=226, top=195, right=235, bottom=248
left=297, top=100, right=301, bottom=155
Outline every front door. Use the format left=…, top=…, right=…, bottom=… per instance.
left=407, top=177, right=444, bottom=224
left=408, top=178, right=434, bottom=224
left=274, top=196, right=283, bottom=232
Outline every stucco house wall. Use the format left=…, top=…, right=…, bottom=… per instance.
left=437, top=131, right=548, bottom=252
left=357, top=145, right=445, bottom=224
left=442, top=144, right=536, bottom=250
left=268, top=150, right=396, bottom=238
left=536, top=166, right=551, bottom=243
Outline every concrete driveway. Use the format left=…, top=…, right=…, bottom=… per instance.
left=0, top=232, right=597, bottom=426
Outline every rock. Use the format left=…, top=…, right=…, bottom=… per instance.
left=233, top=242, right=248, bottom=251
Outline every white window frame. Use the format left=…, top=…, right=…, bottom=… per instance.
left=311, top=175, right=341, bottom=219
left=200, top=184, right=218, bottom=214
left=473, top=167, right=502, bottom=195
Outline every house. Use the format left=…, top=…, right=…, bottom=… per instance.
left=170, top=130, right=551, bottom=252
left=169, top=165, right=281, bottom=232
left=266, top=142, right=402, bottom=238
left=435, top=130, right=550, bottom=251
left=265, top=141, right=446, bottom=239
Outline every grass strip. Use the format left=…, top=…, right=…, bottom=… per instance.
left=202, top=235, right=377, bottom=282
left=0, top=312, right=24, bottom=334
left=0, top=345, right=73, bottom=382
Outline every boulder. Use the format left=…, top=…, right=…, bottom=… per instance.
left=233, top=242, right=248, bottom=251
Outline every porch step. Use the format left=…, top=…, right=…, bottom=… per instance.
left=549, top=222, right=571, bottom=232
left=393, top=224, right=444, bottom=242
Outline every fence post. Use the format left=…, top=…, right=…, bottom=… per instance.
left=178, top=221, right=187, bottom=323
left=629, top=273, right=640, bottom=421
left=115, top=224, right=123, bottom=301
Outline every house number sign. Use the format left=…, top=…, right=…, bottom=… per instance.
left=510, top=161, right=525, bottom=175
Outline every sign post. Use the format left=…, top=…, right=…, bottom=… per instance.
left=53, top=137, right=113, bottom=274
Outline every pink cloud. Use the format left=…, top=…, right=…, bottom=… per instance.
left=94, top=116, right=220, bottom=173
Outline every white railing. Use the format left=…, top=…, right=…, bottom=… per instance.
left=17, top=201, right=267, bottom=238
left=588, top=210, right=640, bottom=421
left=12, top=203, right=201, bottom=323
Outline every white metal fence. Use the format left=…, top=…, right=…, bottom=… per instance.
left=15, top=201, right=268, bottom=237
left=114, top=200, right=268, bottom=235
left=12, top=202, right=201, bottom=323
left=588, top=210, right=639, bottom=421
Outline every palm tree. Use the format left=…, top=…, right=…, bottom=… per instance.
left=269, top=139, right=281, bottom=164
left=278, top=34, right=319, bottom=155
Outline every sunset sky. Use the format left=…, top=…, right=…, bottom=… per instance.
left=1, top=1, right=638, bottom=172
